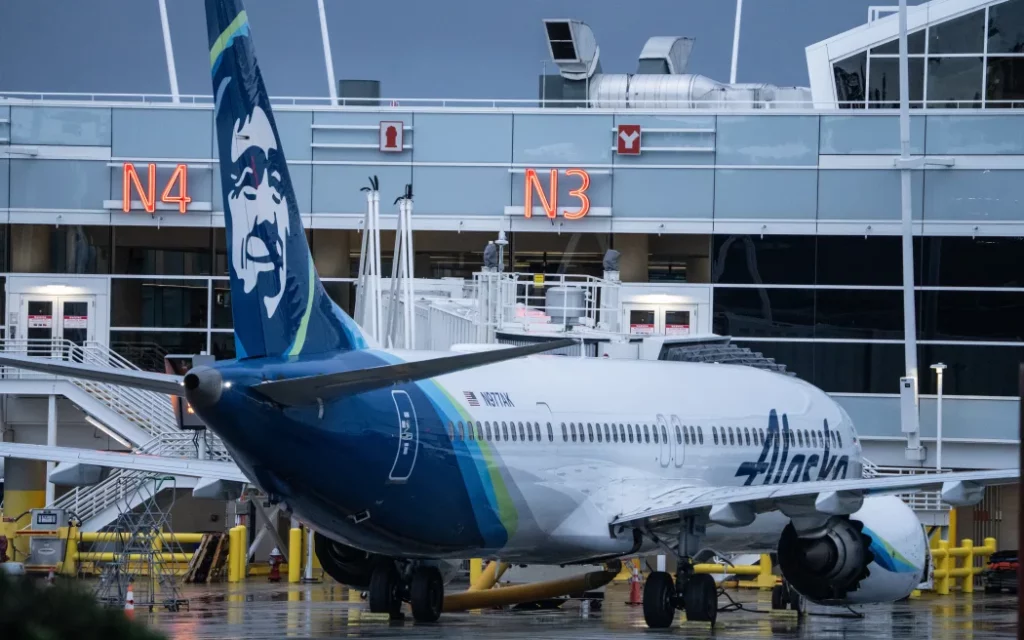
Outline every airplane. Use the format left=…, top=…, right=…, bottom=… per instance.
left=0, top=0, right=1016, bottom=628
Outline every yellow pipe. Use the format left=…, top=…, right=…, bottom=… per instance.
left=75, top=552, right=193, bottom=562
left=935, top=541, right=950, bottom=595
left=61, top=525, right=79, bottom=577
left=237, top=524, right=248, bottom=581
left=693, top=563, right=761, bottom=576
left=444, top=563, right=620, bottom=612
left=288, top=528, right=302, bottom=584
left=960, top=539, right=974, bottom=595
left=468, top=561, right=510, bottom=591
left=79, top=532, right=205, bottom=544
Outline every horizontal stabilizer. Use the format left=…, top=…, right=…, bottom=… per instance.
left=0, top=353, right=185, bottom=396
left=253, top=339, right=578, bottom=406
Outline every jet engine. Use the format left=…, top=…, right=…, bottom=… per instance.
left=777, top=495, right=927, bottom=605
left=314, top=533, right=463, bottom=589
left=314, top=533, right=378, bottom=589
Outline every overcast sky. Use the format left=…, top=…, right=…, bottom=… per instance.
left=0, top=0, right=925, bottom=99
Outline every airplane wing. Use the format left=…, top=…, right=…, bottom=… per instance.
left=611, top=469, right=1019, bottom=527
left=251, top=338, right=579, bottom=406
left=0, top=441, right=246, bottom=482
left=0, top=353, right=185, bottom=396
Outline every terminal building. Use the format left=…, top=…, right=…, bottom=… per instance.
left=0, top=0, right=1020, bottom=562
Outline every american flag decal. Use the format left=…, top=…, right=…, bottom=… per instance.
left=464, top=391, right=479, bottom=407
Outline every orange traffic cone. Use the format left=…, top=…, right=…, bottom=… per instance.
left=125, top=583, right=136, bottom=618
left=627, top=564, right=642, bottom=605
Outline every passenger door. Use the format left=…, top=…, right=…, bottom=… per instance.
left=656, top=414, right=670, bottom=468
left=669, top=415, right=686, bottom=468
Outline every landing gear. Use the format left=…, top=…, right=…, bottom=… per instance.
left=409, top=566, right=444, bottom=623
left=642, top=572, right=676, bottom=628
left=367, top=562, right=445, bottom=623
left=368, top=564, right=402, bottom=619
left=640, top=515, right=718, bottom=629
left=771, top=582, right=805, bottom=617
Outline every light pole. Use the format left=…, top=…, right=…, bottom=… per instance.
left=931, top=363, right=947, bottom=471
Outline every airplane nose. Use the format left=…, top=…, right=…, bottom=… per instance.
left=184, top=365, right=224, bottom=409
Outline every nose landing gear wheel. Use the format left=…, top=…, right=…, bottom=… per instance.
left=410, top=566, right=444, bottom=623
left=368, top=565, right=402, bottom=619
left=642, top=571, right=676, bottom=629
left=683, top=574, right=718, bottom=625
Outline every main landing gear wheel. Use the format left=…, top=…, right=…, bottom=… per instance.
left=682, top=573, right=718, bottom=625
left=771, top=583, right=805, bottom=617
left=409, top=566, right=444, bottom=623
left=642, top=571, right=676, bottom=629
left=771, top=584, right=788, bottom=610
left=368, top=565, right=402, bottom=619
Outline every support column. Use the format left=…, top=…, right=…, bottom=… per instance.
left=45, top=394, right=57, bottom=505
left=615, top=234, right=649, bottom=283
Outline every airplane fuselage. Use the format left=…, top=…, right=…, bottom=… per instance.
left=194, top=349, right=862, bottom=563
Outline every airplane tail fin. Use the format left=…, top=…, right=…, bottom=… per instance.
left=206, top=0, right=371, bottom=359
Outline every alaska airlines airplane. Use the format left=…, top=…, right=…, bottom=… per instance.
left=0, top=0, right=1017, bottom=628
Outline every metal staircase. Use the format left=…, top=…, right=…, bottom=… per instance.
left=1, top=339, right=232, bottom=530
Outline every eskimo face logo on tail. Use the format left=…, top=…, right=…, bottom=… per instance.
left=735, top=410, right=849, bottom=486
left=228, top=106, right=289, bottom=319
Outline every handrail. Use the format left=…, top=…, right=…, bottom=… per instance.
left=2, top=91, right=1022, bottom=111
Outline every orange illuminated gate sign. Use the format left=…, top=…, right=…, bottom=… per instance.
left=523, top=168, right=590, bottom=220
left=122, top=162, right=192, bottom=213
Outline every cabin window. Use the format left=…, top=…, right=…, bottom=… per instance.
left=797, top=430, right=804, bottom=447
left=447, top=421, right=454, bottom=440
left=677, top=425, right=684, bottom=445
left=696, top=427, right=703, bottom=445
left=649, top=425, right=656, bottom=444
left=525, top=422, right=533, bottom=441
left=547, top=423, right=554, bottom=442
left=612, top=425, right=619, bottom=443
left=728, top=427, right=736, bottom=446
left=484, top=422, right=492, bottom=441
left=534, top=423, right=541, bottom=442
left=837, top=432, right=843, bottom=448
left=743, top=427, right=749, bottom=446
left=619, top=424, right=626, bottom=442
left=712, top=426, right=719, bottom=445
left=502, top=422, right=509, bottom=441
left=582, top=423, right=589, bottom=443
left=596, top=424, right=603, bottom=443
left=660, top=425, right=668, bottom=445
left=570, top=423, right=577, bottom=442
left=818, top=430, right=824, bottom=446
left=627, top=425, right=634, bottom=443
left=456, top=421, right=465, bottom=441
left=561, top=423, right=568, bottom=442
left=468, top=421, right=476, bottom=441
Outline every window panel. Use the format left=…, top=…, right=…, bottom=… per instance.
left=918, top=344, right=1024, bottom=396
left=834, top=52, right=867, bottom=107
left=870, top=30, right=926, bottom=55
left=111, top=330, right=207, bottom=372
left=986, top=57, right=1024, bottom=108
left=928, top=9, right=985, bottom=54
left=920, top=237, right=1024, bottom=286
left=10, top=224, right=110, bottom=274
left=815, top=290, right=904, bottom=340
left=712, top=235, right=815, bottom=285
left=712, top=288, right=814, bottom=338
left=816, top=236, right=922, bottom=286
left=111, top=279, right=208, bottom=329
left=814, top=342, right=904, bottom=394
left=927, top=57, right=983, bottom=108
left=918, top=291, right=1024, bottom=341
left=987, top=0, right=1024, bottom=53
left=868, top=57, right=925, bottom=108
left=113, top=227, right=213, bottom=276
left=211, top=332, right=235, bottom=361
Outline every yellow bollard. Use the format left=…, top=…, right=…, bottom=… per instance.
left=935, top=541, right=950, bottom=595
left=470, top=558, right=483, bottom=586
left=288, top=528, right=302, bottom=584
left=755, top=553, right=776, bottom=590
left=960, top=539, right=974, bottom=594
left=227, top=527, right=239, bottom=583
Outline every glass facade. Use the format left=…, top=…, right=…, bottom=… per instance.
left=713, top=234, right=1024, bottom=396
left=834, top=0, right=1024, bottom=108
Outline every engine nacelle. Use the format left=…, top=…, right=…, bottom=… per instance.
left=314, top=533, right=463, bottom=589
left=777, top=495, right=928, bottom=605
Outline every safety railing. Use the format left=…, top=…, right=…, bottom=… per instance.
left=2, top=91, right=1023, bottom=110
left=861, top=459, right=951, bottom=513
left=929, top=537, right=997, bottom=595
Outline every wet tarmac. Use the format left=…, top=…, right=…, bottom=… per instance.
left=134, top=581, right=1019, bottom=639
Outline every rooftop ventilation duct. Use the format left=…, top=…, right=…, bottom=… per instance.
left=543, top=19, right=601, bottom=80
left=637, top=36, right=694, bottom=75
